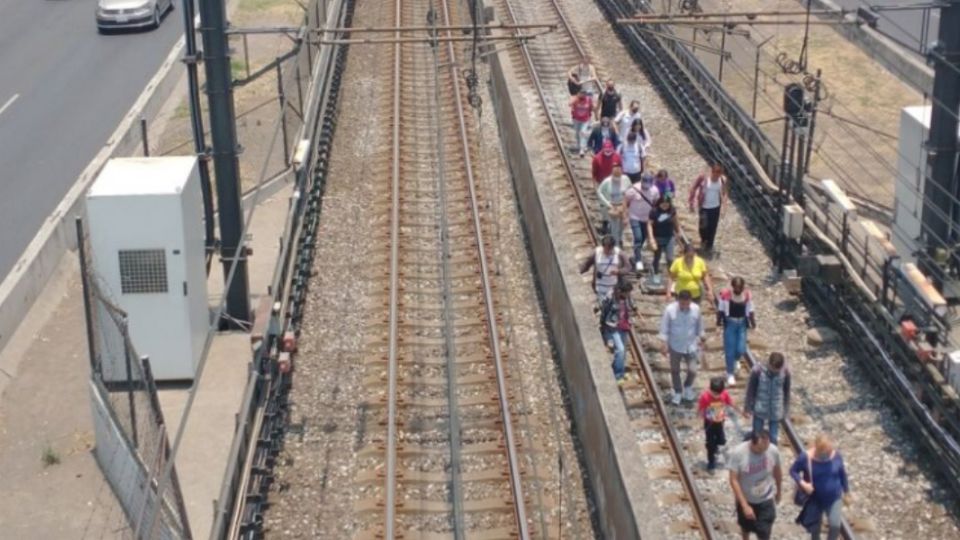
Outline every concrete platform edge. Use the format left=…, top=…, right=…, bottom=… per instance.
left=487, top=34, right=667, bottom=540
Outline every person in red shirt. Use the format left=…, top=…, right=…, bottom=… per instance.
left=592, top=140, right=622, bottom=184
left=569, top=89, right=594, bottom=157
left=698, top=376, right=740, bottom=472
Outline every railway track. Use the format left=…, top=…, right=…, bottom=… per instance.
left=491, top=0, right=865, bottom=535
left=491, top=0, right=718, bottom=537
left=351, top=0, right=530, bottom=536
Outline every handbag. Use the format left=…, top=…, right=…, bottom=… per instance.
left=793, top=450, right=813, bottom=506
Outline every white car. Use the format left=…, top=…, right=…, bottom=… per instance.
left=96, top=0, right=174, bottom=32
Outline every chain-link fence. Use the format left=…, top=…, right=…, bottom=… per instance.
left=80, top=220, right=191, bottom=540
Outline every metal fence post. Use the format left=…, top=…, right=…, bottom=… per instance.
left=123, top=335, right=139, bottom=449
left=76, top=217, right=99, bottom=375
left=276, top=59, right=291, bottom=165
left=140, top=117, right=150, bottom=156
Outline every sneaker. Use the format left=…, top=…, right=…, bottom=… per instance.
left=670, top=391, right=682, bottom=405
left=682, top=386, right=696, bottom=401
left=579, top=150, right=585, bottom=158
left=652, top=274, right=662, bottom=285
left=636, top=260, right=644, bottom=273
left=617, top=376, right=626, bottom=387
left=726, top=374, right=736, bottom=386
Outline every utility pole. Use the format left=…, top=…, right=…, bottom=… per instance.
left=198, top=0, right=251, bottom=326
left=921, top=0, right=960, bottom=281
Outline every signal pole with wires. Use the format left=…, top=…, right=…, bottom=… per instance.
left=920, top=0, right=960, bottom=280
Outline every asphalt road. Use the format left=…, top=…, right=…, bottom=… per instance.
left=0, top=0, right=184, bottom=279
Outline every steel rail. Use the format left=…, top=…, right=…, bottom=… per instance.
left=438, top=0, right=530, bottom=534
left=383, top=0, right=402, bottom=533
left=497, top=0, right=716, bottom=536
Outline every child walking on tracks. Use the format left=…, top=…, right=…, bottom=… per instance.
left=698, top=376, right=741, bottom=472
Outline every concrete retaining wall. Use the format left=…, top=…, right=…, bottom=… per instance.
left=0, top=31, right=190, bottom=355
left=488, top=36, right=667, bottom=540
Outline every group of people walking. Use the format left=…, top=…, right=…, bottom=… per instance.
left=571, top=59, right=851, bottom=539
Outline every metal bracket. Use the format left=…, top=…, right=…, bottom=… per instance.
left=181, top=50, right=204, bottom=65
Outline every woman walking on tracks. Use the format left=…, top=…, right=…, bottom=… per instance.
left=688, top=162, right=728, bottom=254
left=791, top=433, right=851, bottom=540
left=717, top=277, right=757, bottom=385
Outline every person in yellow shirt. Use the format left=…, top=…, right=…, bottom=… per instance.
left=667, top=243, right=715, bottom=304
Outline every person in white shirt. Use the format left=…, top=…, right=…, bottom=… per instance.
left=597, top=164, right=632, bottom=246
left=624, top=173, right=659, bottom=272
left=659, top=290, right=705, bottom=404
left=580, top=235, right=629, bottom=303
left=619, top=131, right=645, bottom=184
left=688, top=162, right=728, bottom=253
left=615, top=100, right=641, bottom=139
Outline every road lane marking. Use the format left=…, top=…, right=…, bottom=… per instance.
left=0, top=94, right=18, bottom=117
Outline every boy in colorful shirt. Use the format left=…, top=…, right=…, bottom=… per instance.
left=698, top=376, right=737, bottom=471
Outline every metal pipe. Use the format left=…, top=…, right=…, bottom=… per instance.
left=803, top=70, right=822, bottom=179
left=618, top=18, right=858, bottom=26
left=752, top=43, right=761, bottom=117
left=276, top=60, right=291, bottom=165
left=637, top=27, right=731, bottom=56
left=180, top=0, right=216, bottom=258
left=314, top=22, right=555, bottom=32
left=75, top=217, right=99, bottom=375
left=243, top=34, right=251, bottom=78
left=623, top=8, right=845, bottom=19
left=718, top=27, right=727, bottom=81
left=316, top=31, right=549, bottom=44
left=140, top=117, right=150, bottom=156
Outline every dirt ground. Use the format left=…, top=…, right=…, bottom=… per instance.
left=660, top=0, right=921, bottom=214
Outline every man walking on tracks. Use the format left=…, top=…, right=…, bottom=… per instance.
left=744, top=352, right=792, bottom=446
left=729, top=428, right=783, bottom=540
left=580, top=234, right=629, bottom=303
left=659, top=289, right=705, bottom=405
left=597, top=163, right=631, bottom=246
left=600, top=281, right=637, bottom=386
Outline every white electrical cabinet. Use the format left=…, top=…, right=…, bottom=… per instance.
left=893, top=106, right=931, bottom=264
left=86, top=157, right=209, bottom=381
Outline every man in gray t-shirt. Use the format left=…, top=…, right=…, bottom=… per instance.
left=728, top=429, right=782, bottom=540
